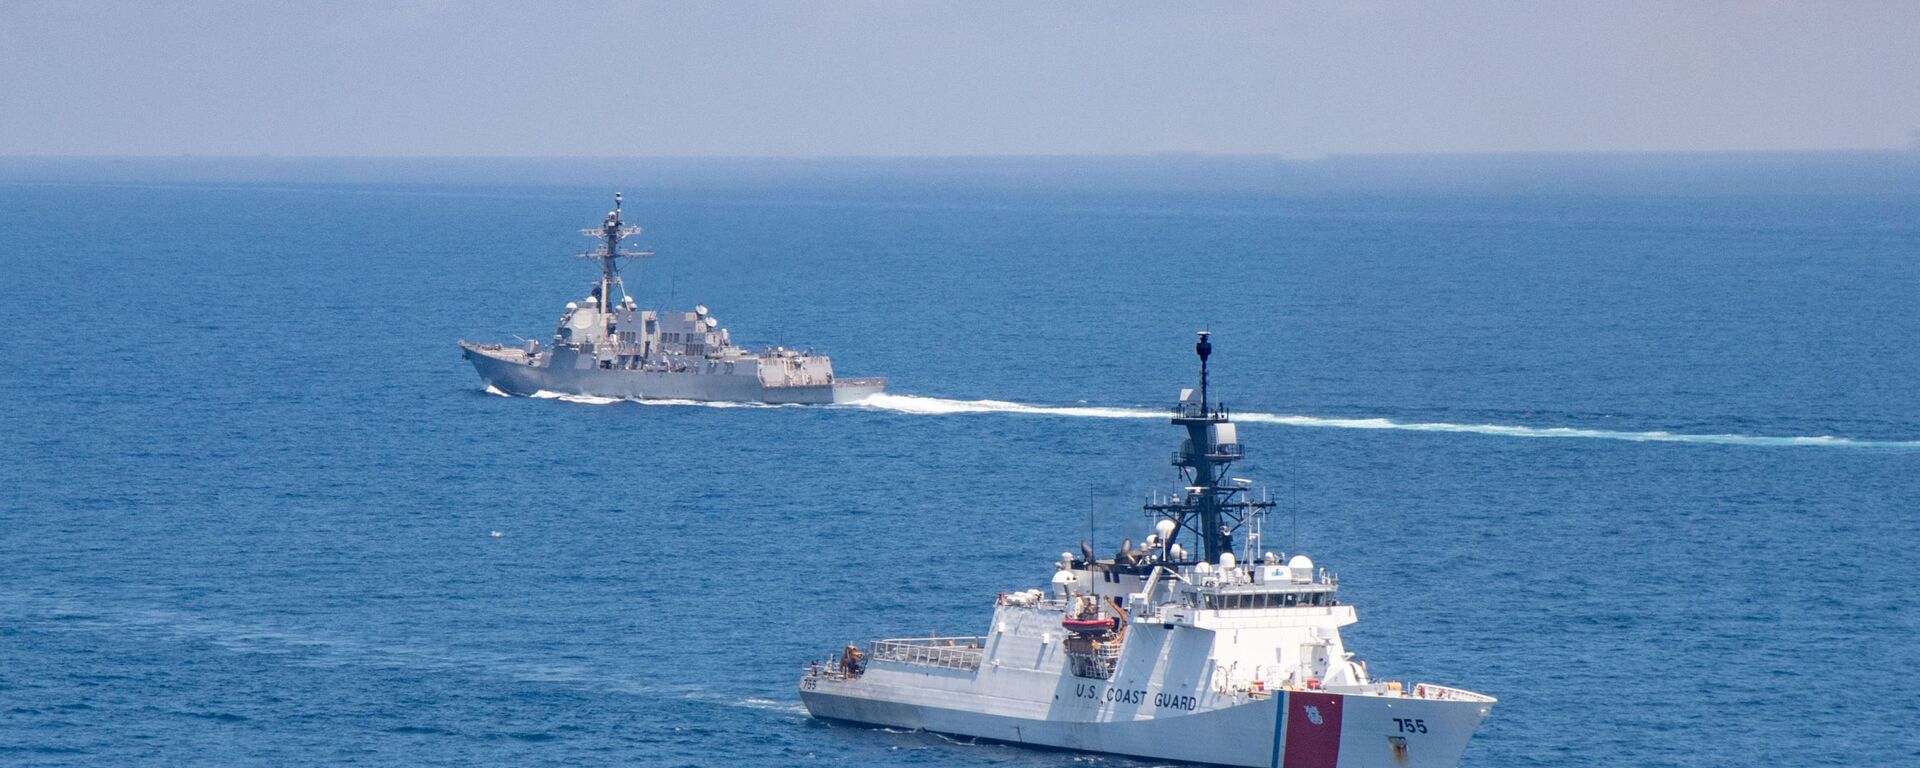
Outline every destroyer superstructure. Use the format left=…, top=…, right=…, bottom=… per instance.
left=460, top=195, right=884, bottom=404
left=801, top=334, right=1492, bottom=767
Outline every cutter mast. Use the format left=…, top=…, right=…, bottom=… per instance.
left=1146, top=332, right=1276, bottom=564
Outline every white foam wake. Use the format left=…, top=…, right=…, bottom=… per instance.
left=852, top=393, right=1163, bottom=420
left=850, top=394, right=1920, bottom=450
left=527, top=390, right=796, bottom=409
left=529, top=389, right=623, bottom=405
left=500, top=389, right=1919, bottom=450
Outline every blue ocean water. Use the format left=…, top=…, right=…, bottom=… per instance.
left=2, top=159, right=1918, bottom=766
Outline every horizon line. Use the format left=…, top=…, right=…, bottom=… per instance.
left=3, top=147, right=1916, bottom=163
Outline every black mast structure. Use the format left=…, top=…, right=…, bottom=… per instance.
left=577, top=192, right=653, bottom=310
left=1145, top=332, right=1275, bottom=564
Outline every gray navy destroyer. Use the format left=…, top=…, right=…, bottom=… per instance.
left=460, top=195, right=884, bottom=404
left=802, top=334, right=1493, bottom=767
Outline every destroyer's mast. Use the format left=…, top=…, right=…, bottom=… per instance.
left=578, top=192, right=653, bottom=311
left=1146, top=332, right=1275, bottom=563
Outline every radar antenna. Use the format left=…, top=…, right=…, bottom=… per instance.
left=577, top=192, right=654, bottom=308
left=1143, top=332, right=1276, bottom=564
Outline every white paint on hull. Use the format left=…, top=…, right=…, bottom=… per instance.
left=802, top=675, right=1490, bottom=768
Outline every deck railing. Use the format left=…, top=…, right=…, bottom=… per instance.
left=1412, top=683, right=1496, bottom=702
left=1173, top=403, right=1231, bottom=419
left=869, top=636, right=986, bottom=671
left=1066, top=641, right=1122, bottom=680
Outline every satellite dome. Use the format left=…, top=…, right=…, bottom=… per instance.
left=1154, top=519, right=1176, bottom=540
left=565, top=302, right=578, bottom=310
left=1288, top=555, right=1314, bottom=583
left=1219, top=551, right=1237, bottom=569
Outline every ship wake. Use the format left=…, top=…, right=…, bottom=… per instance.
left=500, top=389, right=1918, bottom=450
left=851, top=394, right=1920, bottom=450
left=4, top=591, right=816, bottom=720
left=526, top=390, right=800, bottom=409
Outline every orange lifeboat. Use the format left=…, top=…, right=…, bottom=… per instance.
left=1062, top=616, right=1116, bottom=634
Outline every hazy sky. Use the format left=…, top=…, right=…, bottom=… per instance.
left=4, top=1, right=1917, bottom=157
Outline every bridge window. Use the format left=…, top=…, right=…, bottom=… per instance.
left=1203, top=591, right=1335, bottom=610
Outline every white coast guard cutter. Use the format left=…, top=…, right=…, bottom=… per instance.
left=800, top=333, right=1494, bottom=767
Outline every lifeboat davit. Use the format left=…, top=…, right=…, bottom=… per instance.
left=1062, top=616, right=1116, bottom=634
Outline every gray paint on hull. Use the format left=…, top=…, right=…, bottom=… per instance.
left=463, top=344, right=883, bottom=405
